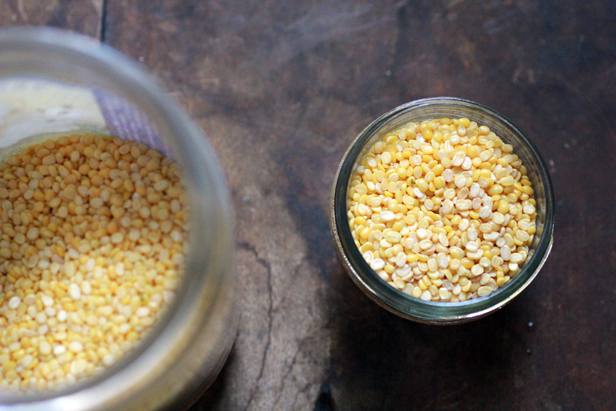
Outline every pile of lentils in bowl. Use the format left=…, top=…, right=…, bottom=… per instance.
left=347, top=118, right=536, bottom=302
left=0, top=134, right=187, bottom=391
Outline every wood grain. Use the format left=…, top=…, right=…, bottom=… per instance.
left=3, top=0, right=616, bottom=409
left=0, top=0, right=102, bottom=38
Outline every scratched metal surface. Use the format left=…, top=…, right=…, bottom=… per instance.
left=2, top=1, right=616, bottom=410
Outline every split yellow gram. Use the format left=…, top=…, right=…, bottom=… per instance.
left=347, top=118, right=536, bottom=302
left=0, top=134, right=187, bottom=392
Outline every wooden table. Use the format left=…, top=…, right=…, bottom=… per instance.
left=2, top=1, right=615, bottom=410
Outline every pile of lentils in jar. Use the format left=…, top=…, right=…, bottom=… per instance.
left=0, top=134, right=187, bottom=391
left=347, top=118, right=536, bottom=302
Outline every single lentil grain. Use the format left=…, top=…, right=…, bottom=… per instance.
left=347, top=118, right=535, bottom=302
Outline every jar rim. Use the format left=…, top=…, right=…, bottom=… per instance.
left=330, top=97, right=555, bottom=324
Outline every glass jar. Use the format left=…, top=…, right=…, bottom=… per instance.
left=330, top=97, right=554, bottom=324
left=0, top=27, right=236, bottom=409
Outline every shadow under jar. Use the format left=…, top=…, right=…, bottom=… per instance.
left=330, top=97, right=554, bottom=325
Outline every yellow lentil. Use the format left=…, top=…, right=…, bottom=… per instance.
left=0, top=135, right=187, bottom=392
left=348, top=119, right=535, bottom=302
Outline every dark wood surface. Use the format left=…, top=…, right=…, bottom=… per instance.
left=2, top=1, right=616, bottom=410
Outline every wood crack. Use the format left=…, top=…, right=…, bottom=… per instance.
left=100, top=0, right=108, bottom=42
left=239, top=241, right=274, bottom=411
left=272, top=332, right=311, bottom=410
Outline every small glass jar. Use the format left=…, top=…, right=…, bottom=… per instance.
left=0, top=27, right=236, bottom=409
left=330, top=97, right=554, bottom=324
